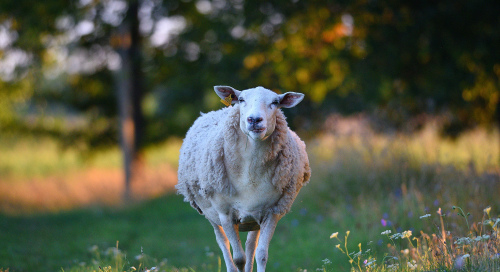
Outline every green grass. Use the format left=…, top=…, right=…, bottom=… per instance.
left=0, top=126, right=499, bottom=271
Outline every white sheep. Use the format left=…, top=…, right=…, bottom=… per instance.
left=176, top=86, right=311, bottom=272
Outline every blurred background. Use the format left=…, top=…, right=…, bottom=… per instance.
left=0, top=0, right=499, bottom=271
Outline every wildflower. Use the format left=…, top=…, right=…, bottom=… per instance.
left=346, top=230, right=350, bottom=236
left=330, top=232, right=338, bottom=239
left=130, top=267, right=137, bottom=271
left=381, top=219, right=387, bottom=227
left=419, top=214, right=431, bottom=219
left=322, top=258, right=332, bottom=265
left=401, top=249, right=409, bottom=255
left=407, top=260, right=417, bottom=270
left=387, top=263, right=399, bottom=271
left=381, top=230, right=391, bottom=235
left=88, top=245, right=99, bottom=252
left=390, top=233, right=402, bottom=240
left=484, top=206, right=491, bottom=216
left=105, top=247, right=121, bottom=257
left=402, top=230, right=412, bottom=239
left=335, top=244, right=341, bottom=249
left=364, top=258, right=376, bottom=267
left=454, top=254, right=470, bottom=269
left=455, top=237, right=473, bottom=245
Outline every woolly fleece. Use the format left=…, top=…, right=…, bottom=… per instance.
left=176, top=104, right=311, bottom=216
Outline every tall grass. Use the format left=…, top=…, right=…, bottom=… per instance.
left=306, top=121, right=500, bottom=271
left=324, top=206, right=499, bottom=271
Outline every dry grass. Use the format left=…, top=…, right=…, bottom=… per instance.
left=0, top=164, right=177, bottom=215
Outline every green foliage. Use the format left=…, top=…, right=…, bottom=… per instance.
left=1, top=0, right=499, bottom=152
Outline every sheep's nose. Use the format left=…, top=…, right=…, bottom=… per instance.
left=247, top=116, right=263, bottom=124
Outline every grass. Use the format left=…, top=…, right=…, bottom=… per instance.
left=0, top=123, right=499, bottom=271
left=0, top=135, right=182, bottom=181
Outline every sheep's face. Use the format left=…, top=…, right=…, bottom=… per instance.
left=214, top=86, right=304, bottom=141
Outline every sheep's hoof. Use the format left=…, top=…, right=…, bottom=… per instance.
left=239, top=222, right=260, bottom=232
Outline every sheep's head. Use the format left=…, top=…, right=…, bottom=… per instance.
left=214, top=86, right=304, bottom=141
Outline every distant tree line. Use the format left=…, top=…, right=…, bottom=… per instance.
left=1, top=0, right=499, bottom=195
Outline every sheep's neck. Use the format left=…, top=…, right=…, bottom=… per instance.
left=233, top=132, right=274, bottom=185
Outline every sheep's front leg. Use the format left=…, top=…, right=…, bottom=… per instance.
left=210, top=221, right=238, bottom=272
left=256, top=213, right=280, bottom=272
left=219, top=214, right=246, bottom=271
left=244, top=230, right=260, bottom=272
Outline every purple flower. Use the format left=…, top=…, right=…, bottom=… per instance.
left=381, top=219, right=387, bottom=227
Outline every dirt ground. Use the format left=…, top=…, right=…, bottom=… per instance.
left=0, top=164, right=178, bottom=215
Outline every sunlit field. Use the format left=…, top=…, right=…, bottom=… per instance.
left=0, top=121, right=499, bottom=271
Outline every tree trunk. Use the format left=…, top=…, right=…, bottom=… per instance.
left=113, top=0, right=144, bottom=202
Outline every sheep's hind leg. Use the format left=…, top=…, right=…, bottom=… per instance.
left=210, top=221, right=238, bottom=272
left=244, top=230, right=260, bottom=272
left=219, top=214, right=246, bottom=272
left=255, top=213, right=280, bottom=272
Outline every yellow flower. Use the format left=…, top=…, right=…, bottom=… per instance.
left=484, top=206, right=491, bottom=216
left=336, top=244, right=341, bottom=249
left=330, top=232, right=339, bottom=239
left=402, top=230, right=412, bottom=239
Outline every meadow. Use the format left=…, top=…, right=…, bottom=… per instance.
left=0, top=119, right=499, bottom=271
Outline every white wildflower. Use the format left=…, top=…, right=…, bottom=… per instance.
left=455, top=237, right=473, bottom=245
left=407, top=260, right=417, bottom=270
left=419, top=214, right=431, bottom=219
left=330, top=232, right=338, bottom=239
left=402, top=230, right=412, bottom=239
left=322, top=258, right=332, bottom=265
left=387, top=263, right=399, bottom=271
left=390, top=233, right=402, bottom=239
left=88, top=245, right=99, bottom=252
left=381, top=230, right=392, bottom=235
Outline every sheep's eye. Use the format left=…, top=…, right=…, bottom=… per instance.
left=272, top=100, right=279, bottom=105
left=238, top=98, right=245, bottom=103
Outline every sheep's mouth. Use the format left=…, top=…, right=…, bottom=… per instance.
left=250, top=127, right=265, bottom=133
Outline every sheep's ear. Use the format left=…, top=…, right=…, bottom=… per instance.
left=214, top=86, right=241, bottom=104
left=278, top=92, right=304, bottom=108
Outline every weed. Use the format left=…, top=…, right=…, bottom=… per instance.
left=325, top=206, right=500, bottom=271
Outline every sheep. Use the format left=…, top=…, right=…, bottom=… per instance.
left=176, top=86, right=311, bottom=272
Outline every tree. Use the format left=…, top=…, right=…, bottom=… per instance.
left=1, top=0, right=499, bottom=189
left=113, top=0, right=145, bottom=200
